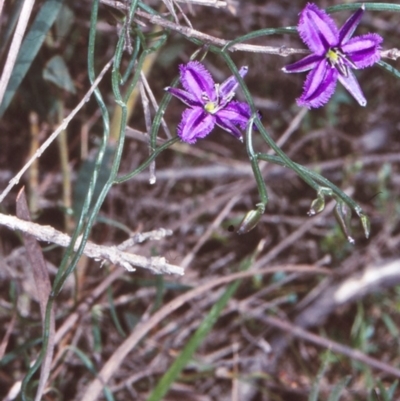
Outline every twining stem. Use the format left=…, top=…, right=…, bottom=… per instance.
left=256, top=153, right=364, bottom=216
left=245, top=116, right=268, bottom=209
left=115, top=137, right=180, bottom=183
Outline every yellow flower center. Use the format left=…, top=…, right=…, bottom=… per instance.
left=326, top=49, right=339, bottom=63
left=325, top=47, right=353, bottom=77
left=204, top=102, right=216, bottom=113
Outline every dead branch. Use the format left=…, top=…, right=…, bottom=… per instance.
left=0, top=213, right=184, bottom=275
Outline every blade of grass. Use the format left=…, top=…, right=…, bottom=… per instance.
left=107, top=285, right=127, bottom=338
left=66, top=346, right=115, bottom=401
left=81, top=263, right=330, bottom=401
left=146, top=247, right=259, bottom=401
left=146, top=280, right=241, bottom=401
left=0, top=0, right=24, bottom=58
left=328, top=375, right=351, bottom=401
left=0, top=338, right=42, bottom=367
left=0, top=0, right=64, bottom=117
left=309, top=352, right=330, bottom=401
left=0, top=0, right=36, bottom=109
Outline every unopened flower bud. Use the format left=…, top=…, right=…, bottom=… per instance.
left=334, top=202, right=354, bottom=244
left=237, top=207, right=263, bottom=234
left=308, top=195, right=325, bottom=216
left=359, top=212, right=371, bottom=239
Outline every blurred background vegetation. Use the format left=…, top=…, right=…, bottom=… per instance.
left=0, top=0, right=400, bottom=400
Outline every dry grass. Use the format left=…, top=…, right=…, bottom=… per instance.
left=0, top=1, right=400, bottom=400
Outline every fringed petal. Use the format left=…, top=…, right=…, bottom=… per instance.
left=298, top=60, right=338, bottom=108
left=216, top=101, right=251, bottom=132
left=215, top=118, right=244, bottom=140
left=165, top=87, right=201, bottom=108
left=342, top=33, right=383, bottom=68
left=177, top=107, right=215, bottom=144
left=179, top=61, right=216, bottom=103
left=298, top=3, right=339, bottom=54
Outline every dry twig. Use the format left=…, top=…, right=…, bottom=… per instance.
left=0, top=212, right=183, bottom=275
left=100, top=1, right=400, bottom=60
left=0, top=0, right=36, bottom=105
left=262, top=314, right=400, bottom=379
left=0, top=57, right=114, bottom=204
left=80, top=264, right=331, bottom=401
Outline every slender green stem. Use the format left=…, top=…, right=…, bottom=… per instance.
left=56, top=0, right=134, bottom=290
left=22, top=1, right=111, bottom=398
left=52, top=0, right=112, bottom=295
left=378, top=60, right=400, bottom=80
left=138, top=1, right=159, bottom=15
left=221, top=50, right=320, bottom=191
left=150, top=77, right=178, bottom=150
left=257, top=153, right=364, bottom=216
left=128, top=0, right=139, bottom=19
left=222, top=27, right=297, bottom=51
left=327, top=3, right=400, bottom=13
left=245, top=116, right=268, bottom=208
left=21, top=296, right=54, bottom=401
left=116, top=137, right=179, bottom=183
left=120, top=35, right=141, bottom=84
left=255, top=121, right=321, bottom=191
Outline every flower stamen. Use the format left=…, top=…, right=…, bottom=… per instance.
left=326, top=48, right=349, bottom=77
left=326, top=48, right=358, bottom=77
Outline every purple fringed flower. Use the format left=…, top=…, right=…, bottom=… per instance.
left=282, top=3, right=383, bottom=109
left=165, top=61, right=251, bottom=144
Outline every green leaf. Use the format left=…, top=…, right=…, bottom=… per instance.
left=309, top=352, right=331, bottom=401
left=0, top=0, right=65, bottom=117
left=146, top=279, right=241, bottom=401
left=107, top=286, right=127, bottom=338
left=377, top=380, right=392, bottom=401
left=43, top=55, right=76, bottom=93
left=145, top=252, right=256, bottom=401
left=387, top=381, right=399, bottom=399
left=381, top=313, right=400, bottom=338
left=328, top=376, right=351, bottom=401
left=0, top=0, right=24, bottom=56
left=66, top=346, right=115, bottom=401
left=55, top=4, right=74, bottom=39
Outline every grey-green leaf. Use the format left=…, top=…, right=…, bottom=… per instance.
left=43, top=55, right=76, bottom=93
left=55, top=4, right=74, bottom=39
left=0, top=0, right=65, bottom=117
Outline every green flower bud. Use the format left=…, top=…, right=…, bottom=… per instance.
left=308, top=195, right=325, bottom=216
left=334, top=202, right=354, bottom=244
left=237, top=205, right=264, bottom=234
left=359, top=212, right=371, bottom=239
